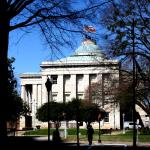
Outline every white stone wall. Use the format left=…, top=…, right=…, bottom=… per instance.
left=20, top=67, right=120, bottom=129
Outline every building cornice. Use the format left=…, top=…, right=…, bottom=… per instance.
left=20, top=73, right=41, bottom=78
left=40, top=60, right=119, bottom=68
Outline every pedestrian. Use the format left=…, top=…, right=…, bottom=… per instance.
left=52, top=127, right=61, bottom=143
left=87, top=124, right=94, bottom=145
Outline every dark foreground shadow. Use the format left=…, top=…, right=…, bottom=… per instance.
left=1, top=136, right=149, bottom=150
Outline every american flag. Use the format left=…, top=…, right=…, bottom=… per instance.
left=84, top=25, right=96, bottom=33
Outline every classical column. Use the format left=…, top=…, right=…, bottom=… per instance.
left=57, top=75, right=64, bottom=102
left=83, top=74, right=89, bottom=99
left=70, top=74, right=77, bottom=99
left=32, top=84, right=38, bottom=128
left=21, top=85, right=26, bottom=101
left=96, top=73, right=102, bottom=82
left=114, top=104, right=120, bottom=129
left=32, top=84, right=38, bottom=102
left=42, top=76, right=48, bottom=104
left=26, top=86, right=32, bottom=111
left=37, top=84, right=42, bottom=108
left=83, top=74, right=89, bottom=90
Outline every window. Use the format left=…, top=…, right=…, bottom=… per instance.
left=64, top=74, right=70, bottom=79
left=77, top=74, right=83, bottom=80
left=51, top=75, right=58, bottom=84
left=52, top=93, right=57, bottom=101
left=91, top=92, right=99, bottom=104
left=90, top=74, right=97, bottom=83
left=77, top=93, right=84, bottom=99
left=64, top=75, right=71, bottom=92
left=77, top=74, right=83, bottom=85
left=102, top=73, right=111, bottom=87
left=104, top=112, right=109, bottom=122
left=64, top=75, right=70, bottom=83
left=77, top=74, right=84, bottom=92
left=64, top=93, right=70, bottom=103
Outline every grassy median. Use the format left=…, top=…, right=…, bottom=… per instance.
left=23, top=128, right=150, bottom=142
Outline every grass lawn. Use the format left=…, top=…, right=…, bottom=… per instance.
left=23, top=128, right=150, bottom=143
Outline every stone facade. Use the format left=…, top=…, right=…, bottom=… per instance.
left=20, top=38, right=120, bottom=129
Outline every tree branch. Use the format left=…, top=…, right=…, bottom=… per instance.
left=125, top=51, right=150, bottom=62
left=10, top=0, right=112, bottom=30
left=9, top=8, right=47, bottom=30
left=9, top=0, right=34, bottom=19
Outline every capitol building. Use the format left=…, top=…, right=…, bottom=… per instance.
left=20, top=38, right=121, bottom=129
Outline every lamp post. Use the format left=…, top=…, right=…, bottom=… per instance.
left=76, top=99, right=80, bottom=148
left=98, top=113, right=101, bottom=143
left=137, top=119, right=139, bottom=144
left=62, top=112, right=67, bottom=139
left=45, top=76, right=52, bottom=142
left=122, top=113, right=125, bottom=134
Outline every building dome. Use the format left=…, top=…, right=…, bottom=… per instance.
left=60, top=38, right=106, bottom=63
left=74, top=38, right=105, bottom=57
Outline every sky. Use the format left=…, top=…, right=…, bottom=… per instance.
left=8, top=27, right=106, bottom=83
left=8, top=29, right=82, bottom=88
left=9, top=30, right=47, bottom=74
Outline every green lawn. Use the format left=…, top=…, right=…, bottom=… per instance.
left=23, top=128, right=150, bottom=142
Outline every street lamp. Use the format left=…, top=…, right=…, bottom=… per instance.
left=98, top=113, right=101, bottom=143
left=76, top=99, right=80, bottom=148
left=45, top=76, right=52, bottom=142
left=122, top=113, right=125, bottom=134
left=62, top=112, right=67, bottom=139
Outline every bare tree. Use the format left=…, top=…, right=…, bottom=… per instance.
left=0, top=0, right=112, bottom=138
left=114, top=67, right=150, bottom=126
left=99, top=0, right=150, bottom=126
left=84, top=74, right=119, bottom=110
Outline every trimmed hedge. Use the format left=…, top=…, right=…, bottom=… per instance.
left=24, top=128, right=113, bottom=136
left=140, top=127, right=150, bottom=135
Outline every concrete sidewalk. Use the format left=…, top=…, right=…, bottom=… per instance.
left=3, top=136, right=150, bottom=150
left=33, top=136, right=150, bottom=146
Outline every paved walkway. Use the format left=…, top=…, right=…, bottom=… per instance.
left=15, top=131, right=150, bottom=147
left=33, top=136, right=150, bottom=146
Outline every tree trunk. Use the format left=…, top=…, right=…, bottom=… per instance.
left=148, top=114, right=150, bottom=128
left=0, top=18, right=10, bottom=141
